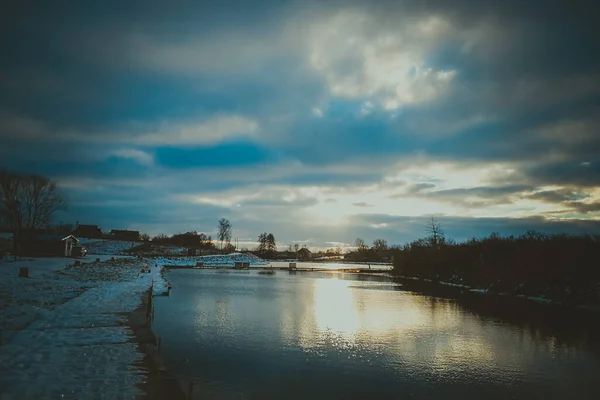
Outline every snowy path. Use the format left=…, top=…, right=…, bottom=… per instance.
left=0, top=257, right=166, bottom=399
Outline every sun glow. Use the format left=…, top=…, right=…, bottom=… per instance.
left=313, top=278, right=361, bottom=337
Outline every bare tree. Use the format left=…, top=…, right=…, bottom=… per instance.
left=0, top=170, right=66, bottom=257
left=426, top=217, right=444, bottom=247
left=372, top=238, right=388, bottom=252
left=217, top=218, right=232, bottom=250
left=354, top=237, right=366, bottom=250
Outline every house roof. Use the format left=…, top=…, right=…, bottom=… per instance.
left=61, top=235, right=79, bottom=242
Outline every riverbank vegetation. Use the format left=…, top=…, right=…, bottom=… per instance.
left=392, top=224, right=600, bottom=307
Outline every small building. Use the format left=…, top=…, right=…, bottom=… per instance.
left=73, top=223, right=102, bottom=239
left=61, top=235, right=80, bottom=257
left=297, top=248, right=312, bottom=260
left=110, top=229, right=140, bottom=242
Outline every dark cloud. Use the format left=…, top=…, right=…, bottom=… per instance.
left=525, top=189, right=589, bottom=204
left=420, top=185, right=533, bottom=208
left=348, top=214, right=600, bottom=244
left=524, top=161, right=600, bottom=188
left=352, top=202, right=372, bottom=207
left=569, top=202, right=600, bottom=214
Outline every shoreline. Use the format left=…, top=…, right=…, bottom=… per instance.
left=393, top=274, right=600, bottom=312
left=128, top=287, right=188, bottom=400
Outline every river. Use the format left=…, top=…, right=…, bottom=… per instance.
left=153, top=268, right=600, bottom=399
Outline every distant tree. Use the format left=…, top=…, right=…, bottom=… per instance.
left=426, top=218, right=444, bottom=247
left=0, top=170, right=66, bottom=257
left=139, top=233, right=150, bottom=241
left=266, top=233, right=276, bottom=253
left=257, top=232, right=267, bottom=253
left=223, top=242, right=236, bottom=253
left=372, top=238, right=388, bottom=252
left=152, top=233, right=170, bottom=242
left=171, top=231, right=207, bottom=247
left=206, top=235, right=215, bottom=249
left=217, top=218, right=232, bottom=250
left=325, top=247, right=342, bottom=257
left=354, top=237, right=366, bottom=250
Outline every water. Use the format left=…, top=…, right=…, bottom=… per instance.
left=153, top=269, right=600, bottom=400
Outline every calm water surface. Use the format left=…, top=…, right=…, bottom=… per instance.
left=153, top=269, right=600, bottom=400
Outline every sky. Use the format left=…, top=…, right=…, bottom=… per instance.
left=2, top=0, right=600, bottom=250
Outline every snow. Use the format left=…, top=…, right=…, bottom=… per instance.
left=469, top=289, right=488, bottom=293
left=151, top=252, right=267, bottom=267
left=83, top=240, right=139, bottom=255
left=129, top=244, right=187, bottom=256
left=0, top=256, right=167, bottom=399
left=517, top=295, right=554, bottom=304
left=439, top=281, right=470, bottom=288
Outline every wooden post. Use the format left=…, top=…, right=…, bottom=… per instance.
left=188, top=381, right=193, bottom=399
left=18, top=267, right=28, bottom=278
left=157, top=337, right=162, bottom=352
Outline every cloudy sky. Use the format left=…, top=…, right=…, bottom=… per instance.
left=2, top=0, right=600, bottom=249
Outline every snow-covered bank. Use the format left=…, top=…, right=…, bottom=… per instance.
left=395, top=275, right=600, bottom=310
left=0, top=256, right=168, bottom=398
left=151, top=252, right=267, bottom=267
left=83, top=239, right=139, bottom=255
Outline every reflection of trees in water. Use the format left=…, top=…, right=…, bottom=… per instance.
left=419, top=289, right=600, bottom=354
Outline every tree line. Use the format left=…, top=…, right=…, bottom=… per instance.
left=392, top=220, right=600, bottom=307
left=150, top=218, right=235, bottom=252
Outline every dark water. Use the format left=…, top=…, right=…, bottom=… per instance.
left=153, top=269, right=600, bottom=400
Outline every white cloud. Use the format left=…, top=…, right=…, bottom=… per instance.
left=111, top=148, right=154, bottom=166
left=306, top=11, right=456, bottom=108
left=128, top=115, right=258, bottom=146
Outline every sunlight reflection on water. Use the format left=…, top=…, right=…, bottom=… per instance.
left=153, top=270, right=600, bottom=400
